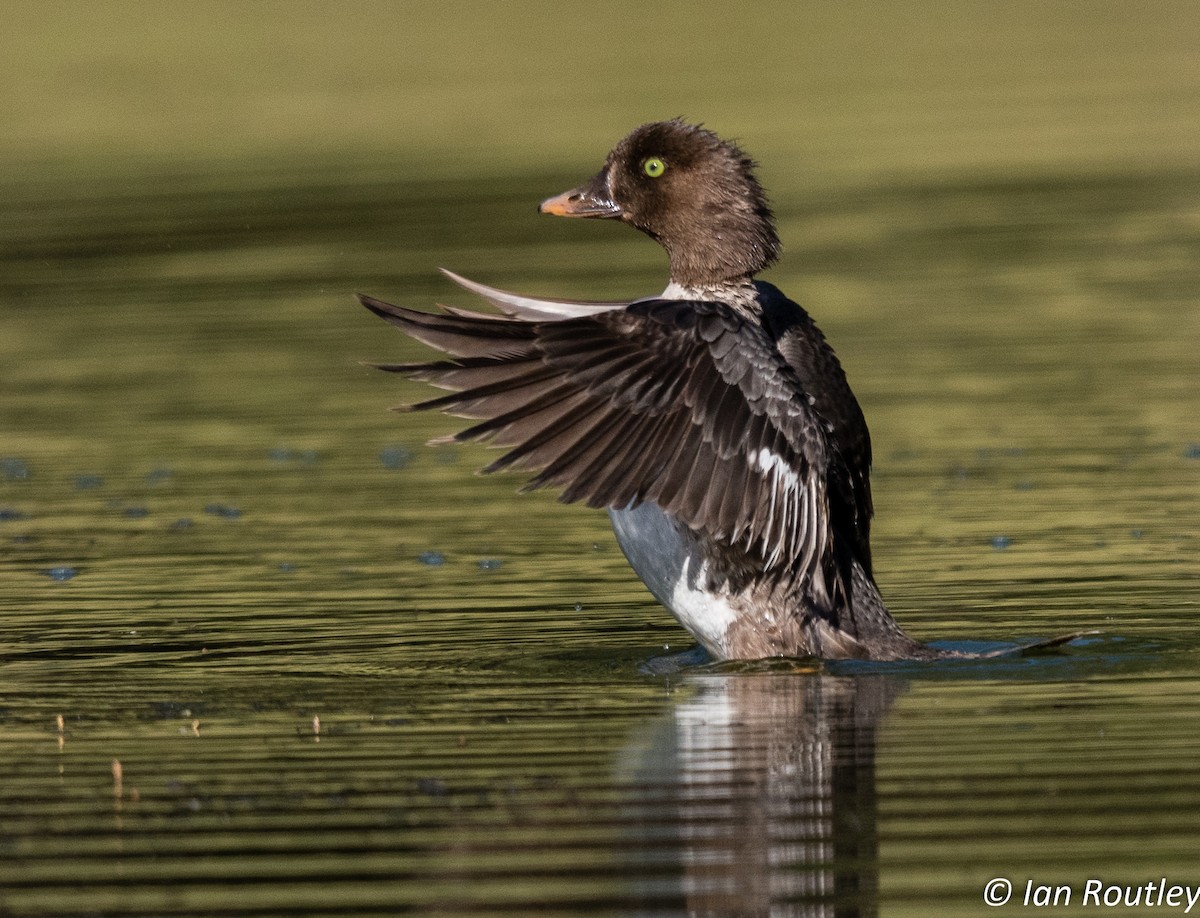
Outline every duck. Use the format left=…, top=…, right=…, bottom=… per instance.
left=359, top=119, right=1080, bottom=662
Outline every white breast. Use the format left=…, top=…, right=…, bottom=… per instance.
left=608, top=502, right=737, bottom=657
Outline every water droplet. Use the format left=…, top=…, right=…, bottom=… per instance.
left=379, top=446, right=413, bottom=470
left=45, top=567, right=78, bottom=581
left=416, top=777, right=448, bottom=797
left=1, top=458, right=30, bottom=480
left=418, top=551, right=445, bottom=566
left=990, top=536, right=1013, bottom=550
left=144, top=467, right=173, bottom=485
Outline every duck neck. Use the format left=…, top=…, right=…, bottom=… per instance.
left=661, top=276, right=760, bottom=313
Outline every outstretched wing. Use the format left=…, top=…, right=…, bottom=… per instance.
left=361, top=293, right=836, bottom=581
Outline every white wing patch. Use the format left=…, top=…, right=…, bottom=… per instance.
left=747, top=445, right=814, bottom=569
left=752, top=446, right=801, bottom=491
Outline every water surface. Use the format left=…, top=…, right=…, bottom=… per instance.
left=1, top=155, right=1196, bottom=916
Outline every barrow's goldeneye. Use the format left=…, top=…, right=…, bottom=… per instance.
left=360, top=119, right=1082, bottom=662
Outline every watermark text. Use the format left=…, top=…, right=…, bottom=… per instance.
left=983, top=878, right=1200, bottom=911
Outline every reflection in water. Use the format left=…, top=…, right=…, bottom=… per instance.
left=623, top=673, right=905, bottom=917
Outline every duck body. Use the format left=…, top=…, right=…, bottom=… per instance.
left=598, top=277, right=933, bottom=661
left=360, top=120, right=1072, bottom=662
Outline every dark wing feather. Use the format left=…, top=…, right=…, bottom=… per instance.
left=361, top=292, right=837, bottom=583
left=755, top=281, right=875, bottom=575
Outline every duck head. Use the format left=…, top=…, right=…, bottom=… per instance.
left=540, top=119, right=780, bottom=289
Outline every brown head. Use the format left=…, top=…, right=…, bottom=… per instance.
left=540, top=119, right=780, bottom=288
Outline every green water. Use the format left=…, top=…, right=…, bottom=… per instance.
left=3, top=3, right=1200, bottom=916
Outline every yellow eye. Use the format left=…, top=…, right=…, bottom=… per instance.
left=642, top=157, right=666, bottom=178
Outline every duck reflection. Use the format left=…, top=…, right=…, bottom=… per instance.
left=621, top=671, right=906, bottom=917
